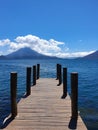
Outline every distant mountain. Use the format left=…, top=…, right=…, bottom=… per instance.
left=3, top=47, right=57, bottom=59
left=82, top=51, right=98, bottom=59
left=0, top=55, right=7, bottom=59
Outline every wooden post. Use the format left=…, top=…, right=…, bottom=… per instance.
left=37, top=64, right=40, bottom=79
left=58, top=64, right=62, bottom=85
left=62, top=68, right=67, bottom=98
left=33, top=65, right=36, bottom=85
left=26, top=67, right=31, bottom=96
left=56, top=64, right=59, bottom=80
left=71, top=72, right=78, bottom=119
left=10, top=72, right=17, bottom=118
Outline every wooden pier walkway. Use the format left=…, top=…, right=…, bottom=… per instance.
left=3, top=78, right=87, bottom=130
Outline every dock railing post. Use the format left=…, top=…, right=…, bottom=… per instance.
left=62, top=68, right=67, bottom=98
left=58, top=64, right=62, bottom=86
left=26, top=67, right=31, bottom=96
left=33, top=65, right=36, bottom=85
left=10, top=72, right=17, bottom=118
left=71, top=72, right=78, bottom=119
left=37, top=64, right=40, bottom=79
left=56, top=64, right=59, bottom=80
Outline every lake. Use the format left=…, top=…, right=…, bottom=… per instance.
left=0, top=59, right=98, bottom=130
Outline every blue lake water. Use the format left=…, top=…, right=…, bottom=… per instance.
left=0, top=59, right=98, bottom=130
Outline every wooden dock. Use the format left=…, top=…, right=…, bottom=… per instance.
left=3, top=78, right=87, bottom=130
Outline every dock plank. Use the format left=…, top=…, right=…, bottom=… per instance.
left=3, top=78, right=87, bottom=130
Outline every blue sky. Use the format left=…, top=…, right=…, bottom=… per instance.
left=0, top=0, right=98, bottom=58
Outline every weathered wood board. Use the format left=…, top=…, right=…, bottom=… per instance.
left=3, top=78, right=87, bottom=130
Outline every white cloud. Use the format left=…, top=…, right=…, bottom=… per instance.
left=78, top=40, right=83, bottom=43
left=14, top=35, right=65, bottom=54
left=0, top=34, right=95, bottom=58
left=55, top=51, right=95, bottom=58
left=0, top=39, right=10, bottom=46
left=0, top=51, right=3, bottom=55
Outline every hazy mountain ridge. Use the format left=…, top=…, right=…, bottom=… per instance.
left=0, top=47, right=57, bottom=59
left=0, top=47, right=98, bottom=59
left=81, top=50, right=98, bottom=59
left=0, top=55, right=7, bottom=59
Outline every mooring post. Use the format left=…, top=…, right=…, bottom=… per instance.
left=10, top=72, right=17, bottom=118
left=33, top=65, right=36, bottom=85
left=71, top=72, right=78, bottom=119
left=62, top=68, right=67, bottom=98
left=56, top=64, right=59, bottom=80
left=26, top=67, right=31, bottom=96
left=37, top=64, right=40, bottom=79
left=58, top=64, right=62, bottom=85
